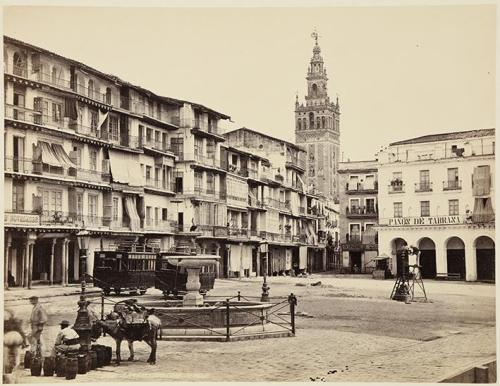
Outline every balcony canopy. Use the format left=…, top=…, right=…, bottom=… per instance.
left=108, top=149, right=142, bottom=186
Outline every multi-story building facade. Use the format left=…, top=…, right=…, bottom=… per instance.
left=338, top=160, right=379, bottom=273
left=3, top=36, right=229, bottom=288
left=377, top=129, right=495, bottom=282
left=295, top=32, right=340, bottom=202
left=223, top=128, right=328, bottom=275
left=3, top=36, right=331, bottom=288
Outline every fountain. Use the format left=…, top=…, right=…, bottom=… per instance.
left=172, top=254, right=219, bottom=307
left=137, top=254, right=297, bottom=341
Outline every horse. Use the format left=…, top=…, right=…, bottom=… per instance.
left=95, top=310, right=159, bottom=366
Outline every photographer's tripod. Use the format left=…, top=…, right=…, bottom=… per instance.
left=390, top=264, right=428, bottom=302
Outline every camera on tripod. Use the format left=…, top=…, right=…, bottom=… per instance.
left=396, top=245, right=420, bottom=279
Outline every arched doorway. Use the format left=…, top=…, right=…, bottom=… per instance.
left=391, top=237, right=407, bottom=276
left=446, top=237, right=465, bottom=279
left=418, top=237, right=436, bottom=279
left=475, top=236, right=495, bottom=282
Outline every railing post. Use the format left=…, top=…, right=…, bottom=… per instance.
left=288, top=293, right=297, bottom=336
left=225, top=299, right=231, bottom=342
left=237, top=291, right=241, bottom=301
left=101, top=293, right=105, bottom=320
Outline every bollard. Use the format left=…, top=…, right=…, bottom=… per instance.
left=225, top=299, right=230, bottom=342
left=43, top=356, right=55, bottom=376
left=237, top=291, right=241, bottom=301
left=288, top=293, right=297, bottom=335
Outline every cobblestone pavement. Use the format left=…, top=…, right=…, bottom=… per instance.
left=9, top=275, right=496, bottom=382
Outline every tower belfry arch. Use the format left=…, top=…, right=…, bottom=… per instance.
left=295, top=30, right=340, bottom=202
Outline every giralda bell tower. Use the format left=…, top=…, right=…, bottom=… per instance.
left=295, top=30, right=340, bottom=202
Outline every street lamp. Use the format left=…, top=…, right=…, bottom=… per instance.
left=260, top=242, right=269, bottom=302
left=77, top=230, right=91, bottom=293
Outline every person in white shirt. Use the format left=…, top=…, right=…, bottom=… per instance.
left=53, top=321, right=80, bottom=356
left=146, top=309, right=161, bottom=331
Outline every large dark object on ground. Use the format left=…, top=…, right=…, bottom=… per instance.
left=93, top=250, right=217, bottom=297
left=155, top=253, right=216, bottom=298
left=93, top=250, right=157, bottom=295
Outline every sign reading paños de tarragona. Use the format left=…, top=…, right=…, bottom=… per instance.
left=381, top=216, right=465, bottom=227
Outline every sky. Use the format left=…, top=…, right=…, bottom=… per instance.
left=3, top=4, right=495, bottom=161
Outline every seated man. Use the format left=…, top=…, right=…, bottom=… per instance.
left=53, top=321, right=80, bottom=356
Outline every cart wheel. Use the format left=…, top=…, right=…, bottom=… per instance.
left=114, top=288, right=121, bottom=295
left=103, top=289, right=111, bottom=296
left=172, top=289, right=179, bottom=297
left=139, top=289, right=147, bottom=295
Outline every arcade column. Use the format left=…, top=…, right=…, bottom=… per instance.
left=465, top=246, right=477, bottom=282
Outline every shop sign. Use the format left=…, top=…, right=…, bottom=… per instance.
left=383, top=215, right=465, bottom=227
left=5, top=212, right=40, bottom=226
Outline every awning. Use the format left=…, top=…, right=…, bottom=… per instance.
left=108, top=150, right=143, bottom=186
left=229, top=244, right=242, bottom=272
left=242, top=245, right=252, bottom=271
left=98, top=110, right=109, bottom=130
left=124, top=196, right=141, bottom=232
left=39, top=141, right=63, bottom=168
left=52, top=144, right=76, bottom=168
left=296, top=174, right=305, bottom=192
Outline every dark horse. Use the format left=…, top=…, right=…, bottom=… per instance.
left=95, top=312, right=159, bottom=365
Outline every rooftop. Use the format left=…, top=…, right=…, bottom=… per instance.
left=224, top=127, right=306, bottom=152
left=389, top=128, right=495, bottom=146
left=4, top=35, right=230, bottom=120
left=338, top=159, right=378, bottom=173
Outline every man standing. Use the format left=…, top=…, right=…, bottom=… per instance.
left=53, top=321, right=80, bottom=355
left=28, top=296, right=47, bottom=356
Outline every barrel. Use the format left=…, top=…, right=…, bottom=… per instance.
left=65, top=356, right=78, bottom=380
left=92, top=345, right=103, bottom=367
left=42, top=357, right=55, bottom=376
left=55, top=355, right=66, bottom=377
left=24, top=351, right=33, bottom=368
left=77, top=354, right=88, bottom=374
left=104, top=346, right=112, bottom=365
left=30, top=357, right=42, bottom=376
left=89, top=351, right=97, bottom=370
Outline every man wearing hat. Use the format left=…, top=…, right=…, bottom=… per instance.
left=53, top=320, right=80, bottom=355
left=28, top=296, right=47, bottom=356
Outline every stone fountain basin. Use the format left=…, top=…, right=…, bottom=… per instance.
left=166, top=254, right=220, bottom=268
left=140, top=300, right=275, bottom=328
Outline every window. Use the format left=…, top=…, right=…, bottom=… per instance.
left=88, top=195, right=97, bottom=216
left=350, top=199, right=360, bottom=211
left=76, top=193, right=83, bottom=219
left=449, top=199, right=459, bottom=216
left=145, top=166, right=152, bottom=180
left=89, top=149, right=97, bottom=171
left=366, top=198, right=376, bottom=213
left=108, top=115, right=119, bottom=141
left=419, top=170, right=430, bottom=189
left=146, top=206, right=152, bottom=225
left=393, top=171, right=402, bottom=181
left=13, top=87, right=25, bottom=107
left=420, top=201, right=430, bottom=217
left=105, top=87, right=111, bottom=104
left=154, top=208, right=159, bottom=225
left=348, top=176, right=359, bottom=190
left=90, top=110, right=98, bottom=133
left=231, top=154, right=238, bottom=166
left=349, top=224, right=360, bottom=240
left=112, top=197, right=119, bottom=221
left=52, top=103, right=62, bottom=122
left=154, top=131, right=160, bottom=144
left=88, top=79, right=94, bottom=98
left=12, top=181, right=24, bottom=212
left=194, top=138, right=203, bottom=157
left=73, top=146, right=82, bottom=167
left=162, top=208, right=168, bottom=221
left=394, top=202, right=402, bottom=218
left=194, top=171, right=203, bottom=191
left=207, top=173, right=215, bottom=194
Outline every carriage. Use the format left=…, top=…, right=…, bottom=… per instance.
left=93, top=250, right=157, bottom=296
left=155, top=253, right=217, bottom=298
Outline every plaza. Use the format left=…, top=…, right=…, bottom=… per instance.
left=7, top=275, right=495, bottom=382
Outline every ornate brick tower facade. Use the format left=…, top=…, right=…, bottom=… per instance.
left=295, top=31, right=340, bottom=202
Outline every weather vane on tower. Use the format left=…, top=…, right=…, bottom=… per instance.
left=311, top=28, right=320, bottom=44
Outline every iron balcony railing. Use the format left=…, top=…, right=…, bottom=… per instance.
left=227, top=194, right=248, bottom=205
left=144, top=219, right=178, bottom=232
left=265, top=198, right=291, bottom=211
left=5, top=64, right=114, bottom=105
left=140, top=136, right=173, bottom=153
left=39, top=211, right=106, bottom=228
left=345, top=181, right=379, bottom=192
left=180, top=188, right=227, bottom=201
left=192, top=119, right=219, bottom=135
left=145, top=178, right=176, bottom=192
left=346, top=206, right=378, bottom=217
left=415, top=182, right=433, bottom=192
left=5, top=105, right=139, bottom=149
left=388, top=183, right=405, bottom=193
left=285, top=155, right=307, bottom=170
left=443, top=180, right=462, bottom=191
left=228, top=227, right=250, bottom=238
left=4, top=157, right=111, bottom=184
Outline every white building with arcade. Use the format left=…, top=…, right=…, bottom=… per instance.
left=376, top=129, right=495, bottom=282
